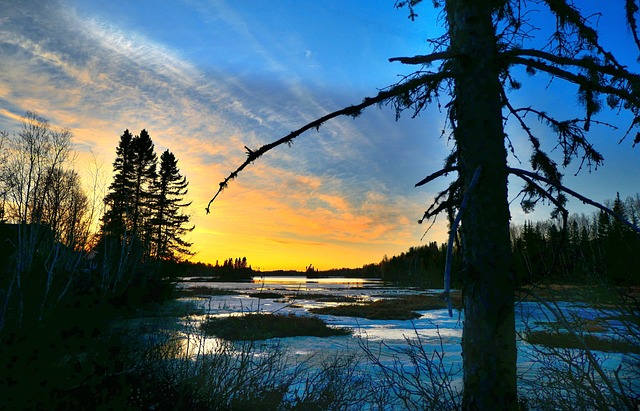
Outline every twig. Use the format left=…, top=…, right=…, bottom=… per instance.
left=521, top=288, right=635, bottom=411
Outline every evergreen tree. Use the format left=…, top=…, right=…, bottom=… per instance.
left=101, top=129, right=135, bottom=241
left=130, top=129, right=157, bottom=248
left=150, top=150, right=193, bottom=261
left=100, top=129, right=158, bottom=281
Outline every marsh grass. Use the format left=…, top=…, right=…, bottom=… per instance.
left=520, top=283, right=640, bottom=411
left=283, top=293, right=362, bottom=303
left=360, top=325, right=463, bottom=411
left=177, top=286, right=240, bottom=297
left=524, top=330, right=640, bottom=354
left=309, top=293, right=462, bottom=320
left=133, top=326, right=381, bottom=410
left=517, top=283, right=640, bottom=306
left=247, top=291, right=283, bottom=299
left=200, top=313, right=351, bottom=341
left=534, top=318, right=608, bottom=333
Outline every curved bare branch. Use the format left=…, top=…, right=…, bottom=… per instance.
left=415, top=166, right=458, bottom=187
left=206, top=71, right=452, bottom=213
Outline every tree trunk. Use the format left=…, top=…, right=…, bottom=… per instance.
left=446, top=1, right=518, bottom=409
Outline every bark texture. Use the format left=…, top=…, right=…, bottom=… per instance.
left=446, top=1, right=518, bottom=409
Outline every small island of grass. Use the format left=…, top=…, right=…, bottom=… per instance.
left=524, top=330, right=640, bottom=354
left=200, top=313, right=351, bottom=341
left=309, top=293, right=462, bottom=320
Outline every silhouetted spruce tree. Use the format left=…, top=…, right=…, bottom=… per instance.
left=101, top=129, right=135, bottom=242
left=129, top=129, right=157, bottom=254
left=607, top=192, right=639, bottom=283
left=208, top=1, right=640, bottom=409
left=100, top=129, right=159, bottom=288
left=150, top=150, right=193, bottom=261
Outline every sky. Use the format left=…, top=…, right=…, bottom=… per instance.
left=0, top=0, right=638, bottom=271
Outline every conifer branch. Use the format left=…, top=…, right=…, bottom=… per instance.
left=206, top=71, right=451, bottom=213
left=542, top=0, right=628, bottom=72
left=512, top=171, right=569, bottom=226
left=506, top=48, right=640, bottom=81
left=417, top=179, right=460, bottom=224
left=625, top=0, right=640, bottom=52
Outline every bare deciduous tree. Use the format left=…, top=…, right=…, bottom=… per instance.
left=0, top=112, right=91, bottom=331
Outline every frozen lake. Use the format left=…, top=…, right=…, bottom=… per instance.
left=177, top=276, right=639, bottom=401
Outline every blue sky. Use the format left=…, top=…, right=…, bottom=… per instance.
left=0, top=0, right=638, bottom=270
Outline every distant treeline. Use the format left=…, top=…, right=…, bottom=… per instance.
left=160, top=193, right=640, bottom=288
left=374, top=193, right=640, bottom=287
left=511, top=193, right=640, bottom=285
left=369, top=193, right=640, bottom=287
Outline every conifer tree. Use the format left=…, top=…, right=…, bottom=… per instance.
left=101, top=129, right=135, bottom=241
left=101, top=129, right=158, bottom=268
left=150, top=150, right=193, bottom=261
left=129, top=129, right=157, bottom=247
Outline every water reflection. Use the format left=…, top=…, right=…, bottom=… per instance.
left=252, top=276, right=380, bottom=285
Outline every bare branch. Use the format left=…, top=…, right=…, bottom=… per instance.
left=206, top=71, right=452, bottom=213
left=508, top=167, right=640, bottom=234
left=389, top=50, right=456, bottom=65
left=510, top=56, right=640, bottom=108
left=415, top=166, right=458, bottom=187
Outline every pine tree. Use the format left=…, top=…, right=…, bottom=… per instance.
left=150, top=150, right=193, bottom=261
